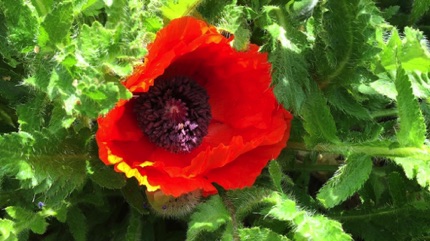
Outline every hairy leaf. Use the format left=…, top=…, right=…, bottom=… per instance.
left=302, top=82, right=340, bottom=146
left=66, top=206, right=87, bottom=241
left=338, top=200, right=430, bottom=241
left=125, top=210, right=143, bottom=241
left=187, top=195, right=231, bottom=241
left=379, top=28, right=430, bottom=73
left=88, top=159, right=126, bottom=189
left=317, top=155, right=373, bottom=209
left=268, top=160, right=283, bottom=192
left=0, top=0, right=39, bottom=66
left=238, top=227, right=290, bottom=241
left=264, top=192, right=352, bottom=241
left=394, top=67, right=426, bottom=147
left=161, top=0, right=202, bottom=20
left=312, top=0, right=381, bottom=86
left=5, top=206, right=48, bottom=235
left=410, top=0, right=430, bottom=25
left=38, top=1, right=73, bottom=47
left=394, top=157, right=430, bottom=191
left=326, top=87, right=372, bottom=120
left=267, top=22, right=312, bottom=113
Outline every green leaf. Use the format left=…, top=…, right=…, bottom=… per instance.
left=125, top=210, right=143, bottom=241
left=121, top=179, right=149, bottom=215
left=5, top=207, right=48, bottom=235
left=268, top=161, right=283, bottom=192
left=30, top=0, right=53, bottom=17
left=264, top=192, right=352, bottom=241
left=88, top=159, right=126, bottom=189
left=187, top=195, right=231, bottom=241
left=312, top=0, right=382, bottom=86
left=214, top=4, right=252, bottom=51
left=339, top=201, right=430, bottom=241
left=48, top=104, right=76, bottom=133
left=38, top=1, right=74, bottom=47
left=379, top=28, right=430, bottom=73
left=77, top=21, right=115, bottom=65
left=0, top=0, right=39, bottom=65
left=0, top=219, right=15, bottom=240
left=317, top=154, right=373, bottom=209
left=0, top=132, right=34, bottom=167
left=301, top=83, right=340, bottom=146
left=287, top=0, right=318, bottom=19
left=387, top=172, right=407, bottom=207
left=268, top=27, right=311, bottom=113
left=66, top=206, right=87, bottom=241
left=326, top=87, right=372, bottom=120
left=394, top=157, right=430, bottom=191
left=161, top=0, right=202, bottom=20
left=410, top=0, right=430, bottom=24
left=238, top=227, right=290, bottom=241
left=394, top=67, right=426, bottom=147
left=16, top=92, right=47, bottom=132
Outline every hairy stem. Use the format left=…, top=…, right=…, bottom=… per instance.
left=370, top=109, right=398, bottom=119
left=288, top=142, right=430, bottom=160
left=219, top=192, right=240, bottom=241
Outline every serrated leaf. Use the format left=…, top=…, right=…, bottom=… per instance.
left=187, top=195, right=231, bottom=241
left=125, top=210, right=143, bottom=241
left=268, top=24, right=312, bottom=113
left=265, top=192, right=352, bottom=241
left=5, top=207, right=48, bottom=235
left=317, top=154, right=373, bottom=209
left=161, top=0, right=201, bottom=20
left=0, top=219, right=15, bottom=240
left=326, top=87, right=372, bottom=120
left=302, top=83, right=339, bottom=146
left=268, top=161, right=283, bottom=192
left=0, top=132, right=34, bottom=166
left=121, top=179, right=149, bottom=215
left=77, top=21, right=115, bottom=65
left=410, top=0, right=430, bottom=25
left=197, top=0, right=233, bottom=23
left=66, top=206, right=87, bottom=241
left=39, top=1, right=74, bottom=47
left=387, top=172, right=407, bottom=207
left=16, top=92, right=47, bottom=132
left=394, top=157, right=430, bottom=191
left=30, top=0, right=53, bottom=17
left=312, top=0, right=382, bottom=86
left=379, top=28, right=430, bottom=73
left=0, top=0, right=39, bottom=66
left=214, top=4, right=251, bottom=51
left=48, top=104, right=76, bottom=133
left=238, top=227, right=290, bottom=241
left=287, top=0, right=318, bottom=19
left=394, top=67, right=426, bottom=147
left=88, top=159, right=126, bottom=189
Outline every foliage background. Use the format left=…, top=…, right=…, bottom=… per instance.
left=1, top=0, right=430, bottom=240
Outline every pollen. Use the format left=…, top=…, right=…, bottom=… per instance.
left=133, top=76, right=211, bottom=153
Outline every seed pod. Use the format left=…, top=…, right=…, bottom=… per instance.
left=145, top=190, right=202, bottom=218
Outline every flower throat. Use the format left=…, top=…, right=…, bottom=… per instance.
left=133, top=76, right=211, bottom=153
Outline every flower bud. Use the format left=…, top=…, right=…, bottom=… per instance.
left=145, top=190, right=202, bottom=218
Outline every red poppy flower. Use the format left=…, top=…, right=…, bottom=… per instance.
left=96, top=16, right=293, bottom=197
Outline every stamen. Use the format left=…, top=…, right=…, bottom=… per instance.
left=134, top=76, right=211, bottom=153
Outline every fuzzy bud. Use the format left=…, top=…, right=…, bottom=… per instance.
left=145, top=190, right=202, bottom=218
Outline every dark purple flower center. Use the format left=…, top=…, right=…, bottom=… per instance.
left=133, top=76, right=211, bottom=153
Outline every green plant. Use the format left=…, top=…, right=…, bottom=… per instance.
left=1, top=0, right=430, bottom=240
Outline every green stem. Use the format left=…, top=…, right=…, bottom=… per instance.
left=328, top=202, right=425, bottom=221
left=288, top=142, right=430, bottom=160
left=370, top=109, right=398, bottom=119
left=288, top=164, right=339, bottom=172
